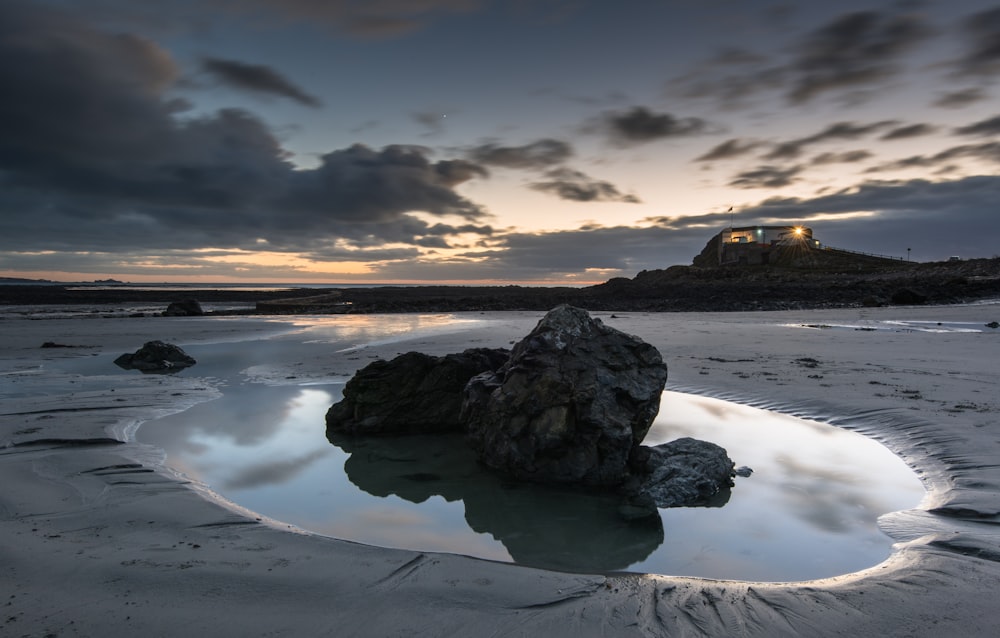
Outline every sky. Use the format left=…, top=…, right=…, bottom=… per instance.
left=2, top=0, right=999, bottom=284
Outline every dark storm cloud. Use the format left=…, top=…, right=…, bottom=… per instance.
left=423, top=222, right=493, bottom=236
left=695, top=138, right=763, bottom=162
left=866, top=142, right=1000, bottom=173
left=785, top=10, right=933, bottom=104
left=743, top=175, right=1000, bottom=258
left=671, top=8, right=933, bottom=108
left=281, top=144, right=489, bottom=225
left=669, top=64, right=787, bottom=110
left=933, top=87, right=989, bottom=109
left=810, top=150, right=873, bottom=165
left=954, top=115, right=1000, bottom=137
left=594, top=106, right=713, bottom=146
left=952, top=7, right=1000, bottom=76
left=763, top=121, right=895, bottom=160
left=880, top=123, right=938, bottom=140
left=457, top=225, right=685, bottom=275
left=459, top=137, right=640, bottom=204
left=431, top=158, right=490, bottom=187
left=466, top=139, right=573, bottom=169
left=200, top=57, right=322, bottom=107
left=529, top=168, right=640, bottom=203
left=729, top=165, right=802, bottom=189
left=0, top=4, right=490, bottom=255
left=750, top=176, right=1000, bottom=219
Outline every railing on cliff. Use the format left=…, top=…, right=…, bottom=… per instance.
left=821, top=246, right=907, bottom=262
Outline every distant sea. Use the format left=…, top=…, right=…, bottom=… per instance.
left=48, top=282, right=581, bottom=291
left=60, top=283, right=419, bottom=292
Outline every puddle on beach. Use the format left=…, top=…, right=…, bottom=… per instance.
left=787, top=319, right=995, bottom=333
left=136, top=381, right=921, bottom=582
left=48, top=317, right=924, bottom=582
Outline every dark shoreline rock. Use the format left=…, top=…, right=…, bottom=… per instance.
left=326, top=347, right=510, bottom=435
left=163, top=299, right=204, bottom=316
left=113, top=340, right=196, bottom=373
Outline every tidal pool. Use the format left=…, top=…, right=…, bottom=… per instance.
left=138, top=377, right=924, bottom=582
left=48, top=314, right=924, bottom=582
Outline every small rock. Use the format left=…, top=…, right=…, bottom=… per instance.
left=163, top=299, right=204, bottom=316
left=625, top=438, right=736, bottom=508
left=114, top=341, right=196, bottom=373
left=986, top=321, right=999, bottom=329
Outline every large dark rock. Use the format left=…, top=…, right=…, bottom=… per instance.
left=326, top=347, right=509, bottom=435
left=113, top=340, right=196, bottom=373
left=163, top=299, right=204, bottom=316
left=625, top=438, right=735, bottom=509
left=462, top=305, right=668, bottom=487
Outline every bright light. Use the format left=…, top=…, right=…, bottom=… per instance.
left=794, top=227, right=804, bottom=235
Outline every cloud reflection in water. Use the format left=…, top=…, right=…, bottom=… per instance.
left=141, top=384, right=924, bottom=581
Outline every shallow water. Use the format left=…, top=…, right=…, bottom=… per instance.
left=787, top=319, right=996, bottom=333
left=47, top=316, right=924, bottom=581
left=137, top=381, right=922, bottom=581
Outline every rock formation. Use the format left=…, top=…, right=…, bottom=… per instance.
left=325, top=305, right=739, bottom=512
left=625, top=437, right=735, bottom=509
left=163, top=299, right=204, bottom=316
left=462, top=305, right=668, bottom=486
left=326, top=348, right=509, bottom=435
left=113, top=340, right=196, bottom=373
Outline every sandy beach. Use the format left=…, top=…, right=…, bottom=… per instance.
left=3, top=305, right=1000, bottom=636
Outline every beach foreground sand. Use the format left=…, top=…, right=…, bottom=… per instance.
left=2, top=306, right=999, bottom=636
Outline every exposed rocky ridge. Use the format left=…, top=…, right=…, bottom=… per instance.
left=309, top=256, right=1000, bottom=313
left=5, top=256, right=996, bottom=314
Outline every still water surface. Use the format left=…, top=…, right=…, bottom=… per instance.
left=140, top=372, right=923, bottom=582
left=50, top=315, right=924, bottom=581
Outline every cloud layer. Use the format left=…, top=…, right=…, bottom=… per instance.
left=0, top=3, right=489, bottom=261
left=3, top=1, right=1000, bottom=282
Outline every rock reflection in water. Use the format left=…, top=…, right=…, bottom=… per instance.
left=328, top=431, right=671, bottom=573
left=134, top=381, right=922, bottom=581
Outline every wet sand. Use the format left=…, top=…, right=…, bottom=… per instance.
left=2, top=305, right=1000, bottom=636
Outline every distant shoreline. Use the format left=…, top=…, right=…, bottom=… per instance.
left=3, top=256, right=999, bottom=314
